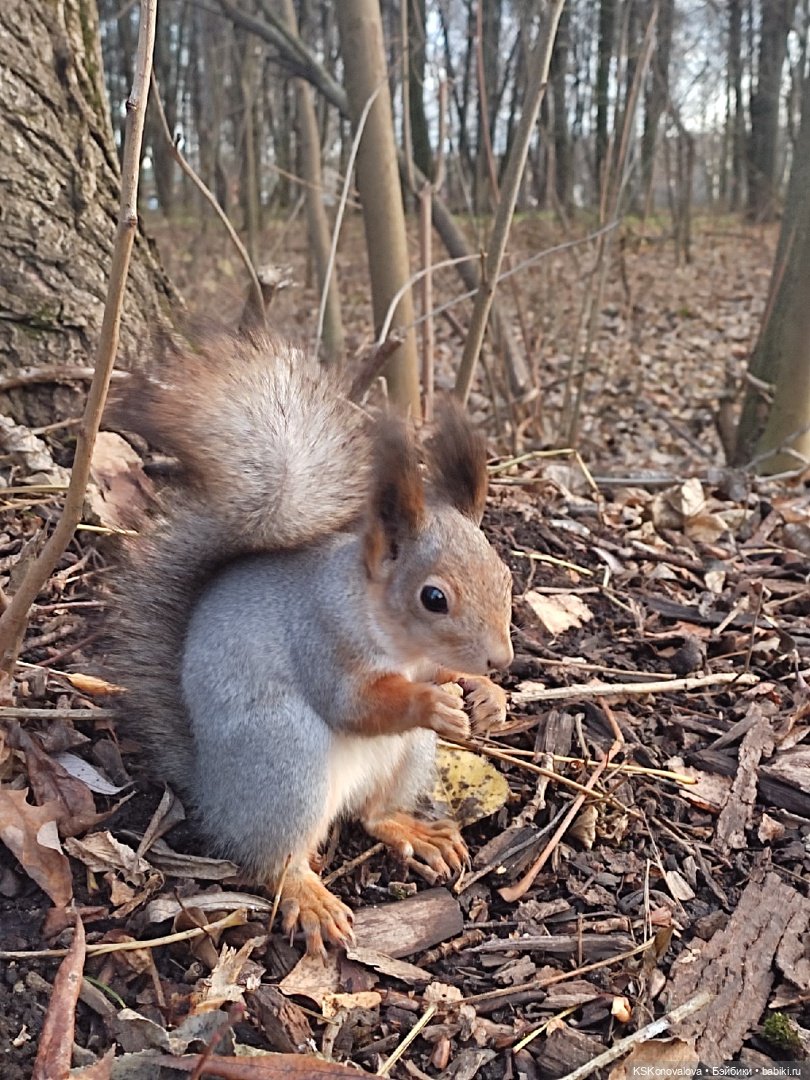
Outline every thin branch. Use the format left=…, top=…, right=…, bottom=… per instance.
left=454, top=0, right=566, bottom=403
left=0, top=0, right=158, bottom=675
left=150, top=72, right=264, bottom=321
left=314, top=82, right=384, bottom=361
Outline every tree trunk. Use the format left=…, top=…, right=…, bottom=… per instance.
left=640, top=0, right=674, bottom=212
left=336, top=0, right=420, bottom=415
left=550, top=3, right=573, bottom=212
left=280, top=0, right=344, bottom=365
left=0, top=0, right=174, bottom=429
left=408, top=0, right=433, bottom=180
left=595, top=0, right=616, bottom=193
left=735, top=72, right=810, bottom=471
left=727, top=0, right=745, bottom=211
left=747, top=0, right=794, bottom=222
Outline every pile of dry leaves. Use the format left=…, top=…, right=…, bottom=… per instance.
left=0, top=410, right=808, bottom=1078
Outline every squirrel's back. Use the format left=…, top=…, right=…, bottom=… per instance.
left=108, top=331, right=372, bottom=793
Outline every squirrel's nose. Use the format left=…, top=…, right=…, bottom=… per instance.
left=488, top=637, right=514, bottom=671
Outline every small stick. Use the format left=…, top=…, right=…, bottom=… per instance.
left=462, top=935, right=657, bottom=1006
left=0, top=909, right=246, bottom=961
left=0, top=706, right=116, bottom=720
left=555, top=989, right=713, bottom=1080
left=323, top=843, right=385, bottom=886
left=499, top=703, right=625, bottom=902
left=512, top=671, right=759, bottom=705
left=377, top=1004, right=436, bottom=1076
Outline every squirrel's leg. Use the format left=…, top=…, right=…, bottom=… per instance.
left=435, top=667, right=508, bottom=732
left=359, top=730, right=468, bottom=879
left=277, top=863, right=354, bottom=959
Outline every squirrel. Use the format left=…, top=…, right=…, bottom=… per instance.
left=110, top=330, right=514, bottom=956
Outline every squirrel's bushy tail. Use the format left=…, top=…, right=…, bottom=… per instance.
left=109, top=332, right=372, bottom=793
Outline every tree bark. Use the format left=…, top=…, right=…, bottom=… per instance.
left=746, top=0, right=795, bottom=222
left=0, top=0, right=175, bottom=429
left=735, top=72, right=810, bottom=471
left=640, top=0, right=674, bottom=212
left=336, top=0, right=420, bottom=414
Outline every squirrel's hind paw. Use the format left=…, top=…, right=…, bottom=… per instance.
left=364, top=812, right=469, bottom=880
left=278, top=868, right=354, bottom=958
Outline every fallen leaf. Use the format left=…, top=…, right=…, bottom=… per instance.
left=0, top=787, right=73, bottom=907
left=88, top=430, right=153, bottom=530
left=608, top=1037, right=699, bottom=1080
left=53, top=751, right=127, bottom=795
left=524, top=590, right=594, bottom=636
left=321, top=990, right=381, bottom=1018
left=433, top=745, right=510, bottom=826
left=32, top=916, right=85, bottom=1080
left=65, top=831, right=150, bottom=886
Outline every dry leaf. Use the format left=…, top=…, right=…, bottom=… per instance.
left=65, top=830, right=150, bottom=886
left=0, top=787, right=73, bottom=907
left=608, top=1037, right=699, bottom=1080
left=87, top=430, right=153, bottom=530
left=525, top=590, right=594, bottom=636
left=62, top=672, right=125, bottom=696
left=322, top=991, right=381, bottom=1019
left=433, top=745, right=510, bottom=826
left=32, top=916, right=85, bottom=1080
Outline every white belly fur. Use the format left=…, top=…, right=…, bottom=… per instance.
left=326, top=731, right=414, bottom=822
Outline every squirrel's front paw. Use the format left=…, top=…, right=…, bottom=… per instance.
left=425, top=684, right=471, bottom=741
left=278, top=868, right=354, bottom=959
left=459, top=675, right=508, bottom=733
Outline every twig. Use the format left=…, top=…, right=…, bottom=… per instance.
left=0, top=909, right=246, bottom=961
left=149, top=71, right=264, bottom=322
left=314, top=82, right=384, bottom=362
left=377, top=1004, right=436, bottom=1076
left=0, top=0, right=158, bottom=675
left=499, top=703, right=625, bottom=902
left=511, top=671, right=759, bottom=705
left=556, top=990, right=712, bottom=1080
left=462, top=935, right=657, bottom=1006
left=455, top=0, right=565, bottom=402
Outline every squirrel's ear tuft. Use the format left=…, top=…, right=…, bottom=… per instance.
left=425, top=400, right=488, bottom=524
left=364, top=416, right=425, bottom=573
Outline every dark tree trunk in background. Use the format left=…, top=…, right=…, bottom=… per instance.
left=146, top=6, right=181, bottom=217
left=595, top=0, right=616, bottom=193
left=641, top=0, right=674, bottom=212
left=550, top=3, right=573, bottom=212
left=727, top=0, right=745, bottom=210
left=747, top=0, right=795, bottom=221
left=408, top=0, right=433, bottom=179
left=474, top=0, right=501, bottom=212
left=0, top=0, right=175, bottom=428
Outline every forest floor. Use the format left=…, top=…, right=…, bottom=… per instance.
left=0, top=216, right=808, bottom=1079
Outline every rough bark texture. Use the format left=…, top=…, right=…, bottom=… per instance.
left=746, top=0, right=794, bottom=222
left=0, top=0, right=175, bottom=427
left=666, top=871, right=809, bottom=1062
left=735, top=73, right=810, bottom=470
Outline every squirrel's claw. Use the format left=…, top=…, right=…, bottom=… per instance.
left=459, top=676, right=508, bottom=733
left=277, top=869, right=354, bottom=958
left=428, top=687, right=471, bottom=741
left=364, top=812, right=469, bottom=882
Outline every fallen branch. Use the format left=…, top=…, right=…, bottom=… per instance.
left=512, top=671, right=759, bottom=705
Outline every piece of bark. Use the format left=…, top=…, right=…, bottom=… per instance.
left=686, top=748, right=810, bottom=818
left=247, top=985, right=313, bottom=1054
left=664, top=871, right=810, bottom=1061
left=352, top=887, right=463, bottom=957
left=532, top=1022, right=607, bottom=1079
left=715, top=704, right=776, bottom=854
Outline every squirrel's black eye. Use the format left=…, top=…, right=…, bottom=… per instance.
left=420, top=585, right=448, bottom=613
